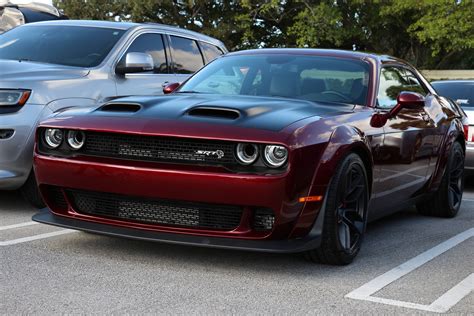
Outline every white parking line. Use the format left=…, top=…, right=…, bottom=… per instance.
left=0, top=229, right=76, bottom=246
left=0, top=221, right=38, bottom=231
left=463, top=198, right=474, bottom=202
left=346, top=228, right=474, bottom=313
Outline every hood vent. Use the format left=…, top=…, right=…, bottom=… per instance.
left=99, top=103, right=141, bottom=113
left=188, top=107, right=240, bottom=120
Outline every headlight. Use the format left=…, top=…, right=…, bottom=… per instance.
left=263, top=145, right=288, bottom=168
left=44, top=129, right=63, bottom=148
left=0, top=89, right=31, bottom=106
left=67, top=130, right=86, bottom=150
left=236, top=143, right=259, bottom=165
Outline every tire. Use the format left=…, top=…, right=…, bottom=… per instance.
left=20, top=171, right=46, bottom=209
left=305, top=153, right=369, bottom=265
left=417, top=142, right=464, bottom=218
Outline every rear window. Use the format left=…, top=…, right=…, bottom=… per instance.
left=432, top=82, right=473, bottom=107
left=169, top=36, right=205, bottom=74
left=199, top=41, right=224, bottom=63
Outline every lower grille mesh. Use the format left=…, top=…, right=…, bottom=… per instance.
left=68, top=190, right=243, bottom=231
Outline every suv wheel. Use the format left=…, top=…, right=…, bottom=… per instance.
left=20, top=171, right=46, bottom=209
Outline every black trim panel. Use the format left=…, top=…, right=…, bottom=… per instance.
left=32, top=210, right=322, bottom=253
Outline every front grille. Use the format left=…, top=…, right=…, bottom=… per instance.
left=67, top=190, right=243, bottom=231
left=82, top=132, right=237, bottom=166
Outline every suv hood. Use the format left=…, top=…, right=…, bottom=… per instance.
left=0, top=59, right=89, bottom=81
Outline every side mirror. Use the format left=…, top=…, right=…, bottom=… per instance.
left=371, top=91, right=425, bottom=128
left=163, top=82, right=180, bottom=94
left=388, top=91, right=425, bottom=118
left=115, top=52, right=154, bottom=75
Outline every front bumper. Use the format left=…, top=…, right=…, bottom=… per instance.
left=0, top=103, right=50, bottom=190
left=32, top=209, right=323, bottom=253
left=34, top=149, right=325, bottom=246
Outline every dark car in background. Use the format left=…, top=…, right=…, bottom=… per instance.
left=33, top=49, right=466, bottom=265
left=431, top=80, right=473, bottom=174
left=0, top=1, right=66, bottom=33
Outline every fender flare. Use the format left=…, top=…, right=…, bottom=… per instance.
left=428, top=119, right=466, bottom=192
left=310, top=124, right=374, bottom=194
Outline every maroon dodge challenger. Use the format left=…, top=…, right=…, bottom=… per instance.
left=32, top=49, right=467, bottom=265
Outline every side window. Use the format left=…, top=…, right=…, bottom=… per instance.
left=199, top=41, right=224, bottom=63
left=122, top=33, right=167, bottom=73
left=170, top=36, right=205, bottom=74
left=402, top=69, right=428, bottom=96
left=377, top=66, right=409, bottom=108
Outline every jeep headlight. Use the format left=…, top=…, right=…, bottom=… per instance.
left=0, top=89, right=31, bottom=106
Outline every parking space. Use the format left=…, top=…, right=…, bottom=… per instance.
left=1, top=179, right=473, bottom=314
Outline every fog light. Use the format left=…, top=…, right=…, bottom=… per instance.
left=67, top=130, right=86, bottom=150
left=263, top=145, right=288, bottom=168
left=44, top=129, right=63, bottom=148
left=236, top=143, right=258, bottom=165
left=253, top=208, right=275, bottom=232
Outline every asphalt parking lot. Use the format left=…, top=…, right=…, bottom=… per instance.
left=1, top=179, right=473, bottom=314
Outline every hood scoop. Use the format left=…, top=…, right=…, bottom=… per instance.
left=99, top=103, right=141, bottom=113
left=187, top=106, right=240, bottom=120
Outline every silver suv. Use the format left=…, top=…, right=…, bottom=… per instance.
left=0, top=20, right=227, bottom=207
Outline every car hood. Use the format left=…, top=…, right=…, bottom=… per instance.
left=0, top=59, right=89, bottom=81
left=64, top=94, right=356, bottom=132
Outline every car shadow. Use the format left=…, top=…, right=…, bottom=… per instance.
left=67, top=207, right=432, bottom=275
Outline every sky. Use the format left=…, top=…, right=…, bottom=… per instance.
left=9, top=0, right=53, bottom=4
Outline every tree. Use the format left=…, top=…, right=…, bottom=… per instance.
left=53, top=0, right=474, bottom=69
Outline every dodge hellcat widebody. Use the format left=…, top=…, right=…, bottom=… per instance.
left=33, top=49, right=467, bottom=265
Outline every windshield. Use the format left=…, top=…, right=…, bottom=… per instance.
left=179, top=54, right=371, bottom=105
left=0, top=25, right=125, bottom=67
left=432, top=81, right=473, bottom=107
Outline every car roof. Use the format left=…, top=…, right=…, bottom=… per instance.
left=226, top=48, right=406, bottom=64
left=23, top=20, right=225, bottom=48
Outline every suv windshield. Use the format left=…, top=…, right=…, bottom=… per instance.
left=0, top=25, right=125, bottom=67
left=179, top=54, right=371, bottom=105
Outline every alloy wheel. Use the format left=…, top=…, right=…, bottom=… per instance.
left=448, top=150, right=464, bottom=209
left=337, top=163, right=367, bottom=253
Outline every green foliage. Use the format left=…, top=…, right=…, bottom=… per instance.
left=53, top=0, right=473, bottom=69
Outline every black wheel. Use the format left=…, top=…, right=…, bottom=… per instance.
left=305, top=153, right=369, bottom=265
left=417, top=142, right=464, bottom=218
left=20, top=171, right=46, bottom=209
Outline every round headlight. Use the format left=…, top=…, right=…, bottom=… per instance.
left=44, top=129, right=63, bottom=148
left=263, top=145, right=288, bottom=168
left=236, top=143, right=258, bottom=165
left=67, top=130, right=86, bottom=150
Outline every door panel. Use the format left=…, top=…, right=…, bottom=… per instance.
left=369, top=66, right=435, bottom=212
left=115, top=33, right=177, bottom=97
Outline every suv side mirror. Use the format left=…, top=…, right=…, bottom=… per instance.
left=163, top=82, right=180, bottom=94
left=388, top=91, right=425, bottom=118
left=116, top=52, right=154, bottom=75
